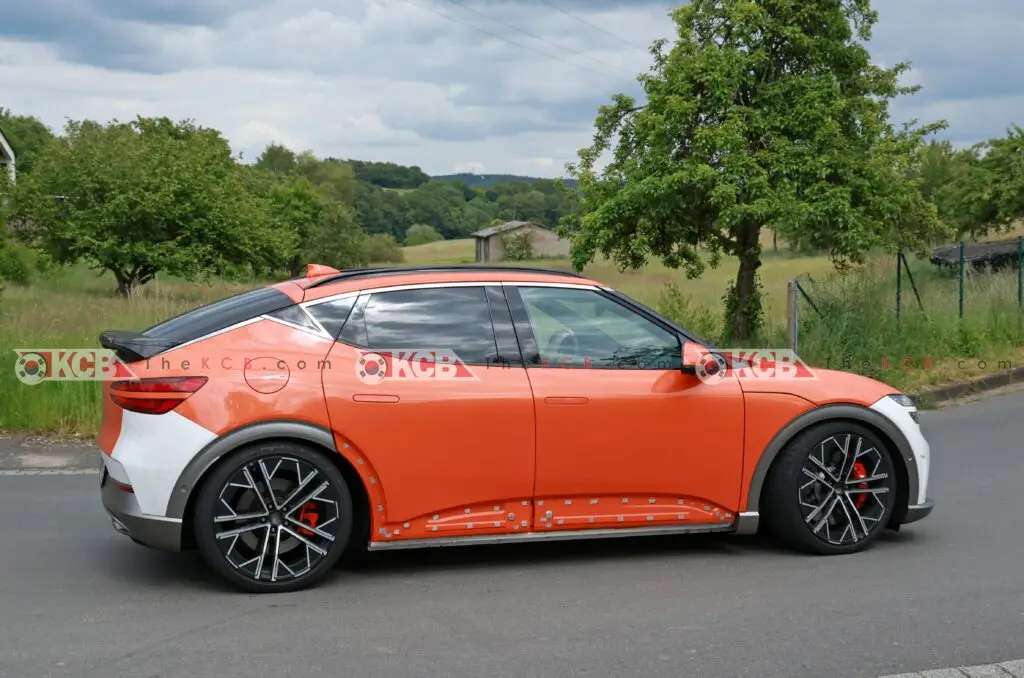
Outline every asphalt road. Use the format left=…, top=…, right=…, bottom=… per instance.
left=2, top=393, right=1024, bottom=678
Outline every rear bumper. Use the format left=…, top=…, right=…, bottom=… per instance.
left=101, top=466, right=183, bottom=551
left=900, top=498, right=934, bottom=525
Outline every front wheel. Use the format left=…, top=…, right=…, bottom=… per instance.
left=761, top=422, right=898, bottom=555
left=194, top=442, right=354, bottom=593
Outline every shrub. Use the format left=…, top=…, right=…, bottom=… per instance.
left=366, top=234, right=404, bottom=263
left=404, top=224, right=443, bottom=247
left=502, top=232, right=533, bottom=261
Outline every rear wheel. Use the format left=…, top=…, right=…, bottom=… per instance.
left=194, top=442, right=353, bottom=593
left=762, top=422, right=897, bottom=555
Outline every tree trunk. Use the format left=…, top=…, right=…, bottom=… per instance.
left=730, top=225, right=763, bottom=342
left=112, top=267, right=154, bottom=297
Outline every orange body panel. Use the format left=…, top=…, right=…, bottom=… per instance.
left=737, top=391, right=817, bottom=512
left=526, top=368, right=746, bottom=524
left=161, top=320, right=336, bottom=434
left=98, top=381, right=123, bottom=455
left=321, top=342, right=537, bottom=542
left=738, top=368, right=898, bottom=406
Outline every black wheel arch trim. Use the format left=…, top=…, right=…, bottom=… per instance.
left=165, top=419, right=339, bottom=520
left=744, top=402, right=919, bottom=523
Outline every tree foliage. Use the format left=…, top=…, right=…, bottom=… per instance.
left=938, top=126, right=1024, bottom=239
left=0, top=108, right=55, bottom=176
left=562, top=0, right=946, bottom=340
left=8, top=117, right=294, bottom=295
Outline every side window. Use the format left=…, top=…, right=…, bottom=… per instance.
left=356, top=286, right=500, bottom=365
left=517, top=286, right=680, bottom=369
left=305, top=296, right=357, bottom=339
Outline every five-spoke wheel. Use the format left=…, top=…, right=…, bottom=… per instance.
left=762, top=422, right=898, bottom=554
left=194, top=443, right=353, bottom=592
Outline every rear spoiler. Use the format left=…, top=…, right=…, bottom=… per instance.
left=99, top=330, right=181, bottom=363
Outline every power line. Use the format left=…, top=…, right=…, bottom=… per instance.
left=393, top=0, right=628, bottom=80
left=534, top=0, right=652, bottom=53
left=434, top=0, right=637, bottom=78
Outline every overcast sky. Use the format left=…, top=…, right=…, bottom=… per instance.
left=2, top=0, right=1021, bottom=178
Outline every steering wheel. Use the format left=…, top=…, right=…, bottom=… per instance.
left=546, top=329, right=581, bottom=364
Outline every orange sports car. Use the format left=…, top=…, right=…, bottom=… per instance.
left=98, top=264, right=933, bottom=592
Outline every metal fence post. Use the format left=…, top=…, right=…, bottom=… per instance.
left=787, top=280, right=798, bottom=354
left=896, top=250, right=903, bottom=323
left=1018, top=236, right=1022, bottom=309
left=959, top=241, right=965, bottom=320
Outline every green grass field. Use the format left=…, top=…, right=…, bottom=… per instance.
left=3, top=230, right=1024, bottom=436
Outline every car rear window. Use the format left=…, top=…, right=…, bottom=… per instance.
left=143, top=286, right=294, bottom=344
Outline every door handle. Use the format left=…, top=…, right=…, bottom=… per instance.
left=544, top=397, right=589, bottom=405
left=353, top=394, right=400, bottom=403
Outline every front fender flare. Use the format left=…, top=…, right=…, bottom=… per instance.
left=743, top=402, right=919, bottom=519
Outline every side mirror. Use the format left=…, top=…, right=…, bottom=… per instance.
left=681, top=340, right=727, bottom=381
left=681, top=341, right=704, bottom=376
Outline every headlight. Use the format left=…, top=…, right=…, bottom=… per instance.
left=888, top=393, right=916, bottom=408
left=888, top=393, right=919, bottom=423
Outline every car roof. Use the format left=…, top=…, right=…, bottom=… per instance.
left=284, top=264, right=603, bottom=303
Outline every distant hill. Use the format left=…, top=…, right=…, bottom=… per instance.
left=432, top=173, right=578, bottom=189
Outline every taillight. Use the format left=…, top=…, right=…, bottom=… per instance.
left=109, top=376, right=208, bottom=415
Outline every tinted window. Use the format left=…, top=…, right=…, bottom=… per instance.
left=306, top=297, right=357, bottom=339
left=517, top=286, right=680, bottom=369
left=268, top=305, right=322, bottom=333
left=359, top=287, right=499, bottom=365
left=144, top=286, right=292, bottom=343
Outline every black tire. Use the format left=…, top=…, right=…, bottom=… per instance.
left=194, top=441, right=353, bottom=593
left=761, top=421, right=898, bottom=555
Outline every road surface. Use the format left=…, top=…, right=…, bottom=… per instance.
left=2, top=392, right=1023, bottom=678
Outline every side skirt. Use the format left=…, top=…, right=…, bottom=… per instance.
left=367, top=521, right=736, bottom=552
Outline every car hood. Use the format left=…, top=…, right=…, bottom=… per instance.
left=735, top=366, right=900, bottom=407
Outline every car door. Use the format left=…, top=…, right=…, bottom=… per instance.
left=319, top=283, right=536, bottom=544
left=502, top=283, right=745, bottom=532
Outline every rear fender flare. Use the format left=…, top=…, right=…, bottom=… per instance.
left=165, top=420, right=339, bottom=519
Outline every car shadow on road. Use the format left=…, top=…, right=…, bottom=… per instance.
left=96, top=528, right=929, bottom=592
left=339, top=531, right=793, bottom=576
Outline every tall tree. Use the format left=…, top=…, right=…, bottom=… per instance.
left=562, top=0, right=945, bottom=341
left=254, top=142, right=298, bottom=175
left=9, top=117, right=294, bottom=296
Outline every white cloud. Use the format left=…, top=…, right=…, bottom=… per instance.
left=1, top=0, right=1022, bottom=176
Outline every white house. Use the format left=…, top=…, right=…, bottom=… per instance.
left=0, top=126, right=15, bottom=182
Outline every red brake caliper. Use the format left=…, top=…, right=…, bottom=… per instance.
left=297, top=502, right=320, bottom=536
left=851, top=462, right=869, bottom=510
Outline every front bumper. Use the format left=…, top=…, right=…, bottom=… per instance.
left=901, top=498, right=935, bottom=525
left=100, top=466, right=184, bottom=551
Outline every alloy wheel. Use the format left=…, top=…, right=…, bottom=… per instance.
left=212, top=455, right=341, bottom=584
left=798, top=433, right=893, bottom=546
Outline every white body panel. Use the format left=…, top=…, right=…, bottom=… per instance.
left=107, top=410, right=217, bottom=516
left=870, top=396, right=930, bottom=505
